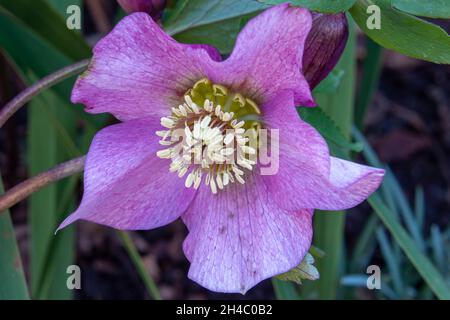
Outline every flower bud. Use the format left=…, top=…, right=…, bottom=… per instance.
left=303, top=13, right=349, bottom=89
left=118, top=0, right=166, bottom=20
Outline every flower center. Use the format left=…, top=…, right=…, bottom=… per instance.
left=156, top=78, right=261, bottom=194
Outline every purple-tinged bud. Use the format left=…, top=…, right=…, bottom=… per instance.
left=303, top=13, right=349, bottom=89
left=118, top=0, right=166, bottom=20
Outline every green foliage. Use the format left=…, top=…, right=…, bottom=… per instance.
left=0, top=0, right=90, bottom=61
left=0, top=179, right=29, bottom=300
left=164, top=0, right=264, bottom=53
left=392, top=0, right=450, bottom=19
left=0, top=0, right=92, bottom=299
left=257, top=0, right=356, bottom=13
left=368, top=194, right=450, bottom=299
left=276, top=253, right=320, bottom=284
left=353, top=129, right=450, bottom=299
left=354, top=39, right=383, bottom=129
left=27, top=86, right=76, bottom=300
left=350, top=0, right=450, bottom=64
left=314, top=70, right=345, bottom=94
left=298, top=106, right=363, bottom=153
left=272, top=278, right=301, bottom=300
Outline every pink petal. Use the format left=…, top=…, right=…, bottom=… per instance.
left=189, top=44, right=222, bottom=62
left=58, top=118, right=195, bottom=230
left=182, top=173, right=313, bottom=293
left=209, top=3, right=315, bottom=106
left=261, top=91, right=384, bottom=211
left=72, top=13, right=217, bottom=121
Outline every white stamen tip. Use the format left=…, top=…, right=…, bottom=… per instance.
left=210, top=178, right=217, bottom=194
left=161, top=117, right=175, bottom=128
left=185, top=172, right=195, bottom=188
left=242, top=146, right=256, bottom=155
left=156, top=149, right=172, bottom=159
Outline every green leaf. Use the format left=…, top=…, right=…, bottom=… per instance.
left=314, top=69, right=345, bottom=94
left=0, top=0, right=90, bottom=61
left=368, top=194, right=450, bottom=299
left=0, top=6, right=104, bottom=129
left=276, top=253, right=320, bottom=284
left=350, top=0, right=450, bottom=64
left=298, top=107, right=363, bottom=153
left=0, top=178, right=30, bottom=300
left=28, top=90, right=75, bottom=300
left=257, top=0, right=356, bottom=13
left=164, top=0, right=264, bottom=53
left=171, top=14, right=254, bottom=54
left=164, top=0, right=265, bottom=35
left=392, top=0, right=450, bottom=19
left=46, top=0, right=81, bottom=17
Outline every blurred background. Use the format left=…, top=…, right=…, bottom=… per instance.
left=0, top=0, right=449, bottom=300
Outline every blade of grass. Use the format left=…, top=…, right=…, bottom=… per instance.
left=430, top=225, right=445, bottom=274
left=414, top=186, right=425, bottom=232
left=368, top=193, right=450, bottom=299
left=0, top=178, right=29, bottom=299
left=385, top=168, right=425, bottom=251
left=376, top=227, right=405, bottom=296
left=117, top=231, right=162, bottom=300
left=350, top=213, right=378, bottom=272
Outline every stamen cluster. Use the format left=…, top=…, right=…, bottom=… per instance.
left=156, top=80, right=260, bottom=194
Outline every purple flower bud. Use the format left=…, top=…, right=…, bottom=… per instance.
left=303, top=13, right=349, bottom=89
left=118, top=0, right=166, bottom=20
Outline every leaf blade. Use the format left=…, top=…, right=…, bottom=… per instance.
left=350, top=0, right=450, bottom=64
left=0, top=179, right=29, bottom=300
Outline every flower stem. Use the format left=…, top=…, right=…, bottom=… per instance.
left=0, top=156, right=86, bottom=214
left=0, top=59, right=90, bottom=128
left=117, top=231, right=162, bottom=300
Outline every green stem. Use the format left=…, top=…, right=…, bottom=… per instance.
left=355, top=38, right=383, bottom=130
left=117, top=231, right=162, bottom=300
left=0, top=156, right=86, bottom=214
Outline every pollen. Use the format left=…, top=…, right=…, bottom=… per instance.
left=156, top=78, right=261, bottom=194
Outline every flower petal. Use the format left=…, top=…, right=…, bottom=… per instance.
left=72, top=13, right=217, bottom=121
left=208, top=3, right=315, bottom=106
left=182, top=173, right=313, bottom=293
left=261, top=91, right=384, bottom=211
left=189, top=44, right=222, bottom=62
left=58, top=118, right=196, bottom=230
left=303, top=13, right=349, bottom=89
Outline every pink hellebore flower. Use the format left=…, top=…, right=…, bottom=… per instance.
left=59, top=4, right=384, bottom=293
